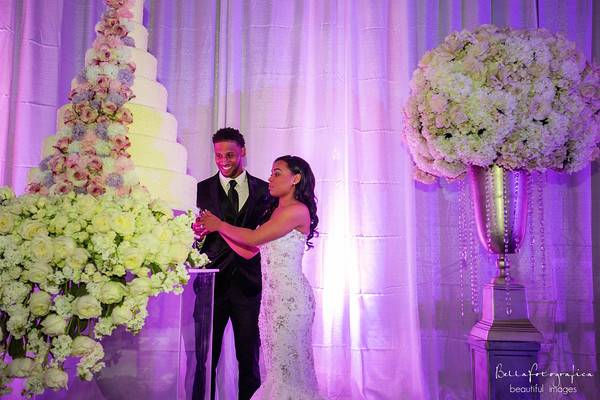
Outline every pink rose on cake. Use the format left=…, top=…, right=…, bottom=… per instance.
left=68, top=168, right=90, bottom=187
left=101, top=99, right=119, bottom=114
left=125, top=62, right=136, bottom=74
left=93, top=35, right=122, bottom=51
left=105, top=0, right=134, bottom=8
left=48, top=154, right=67, bottom=174
left=81, top=131, right=99, bottom=146
left=86, top=178, right=106, bottom=196
left=54, top=137, right=72, bottom=153
left=63, top=108, right=78, bottom=126
left=114, top=107, right=133, bottom=124
left=96, top=114, right=111, bottom=125
left=50, top=179, right=74, bottom=195
left=26, top=182, right=47, bottom=195
left=65, top=153, right=81, bottom=169
left=85, top=155, right=104, bottom=173
left=79, top=107, right=99, bottom=124
left=110, top=134, right=129, bottom=149
left=115, top=155, right=134, bottom=173
left=95, top=75, right=111, bottom=91
left=118, top=84, right=133, bottom=101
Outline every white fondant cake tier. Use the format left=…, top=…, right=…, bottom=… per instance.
left=56, top=103, right=177, bottom=142
left=41, top=133, right=188, bottom=174
left=128, top=134, right=188, bottom=172
left=129, top=22, right=148, bottom=50
left=131, top=47, right=157, bottom=80
left=130, top=77, right=168, bottom=111
left=136, top=167, right=197, bottom=211
left=131, top=0, right=144, bottom=25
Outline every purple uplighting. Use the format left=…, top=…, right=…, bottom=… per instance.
left=0, top=0, right=599, bottom=399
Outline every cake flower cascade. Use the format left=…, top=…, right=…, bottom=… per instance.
left=0, top=0, right=208, bottom=397
left=402, top=25, right=600, bottom=183
left=28, top=0, right=139, bottom=196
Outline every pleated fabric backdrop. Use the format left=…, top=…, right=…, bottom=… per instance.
left=1, top=0, right=599, bottom=398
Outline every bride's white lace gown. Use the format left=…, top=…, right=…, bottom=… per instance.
left=251, top=229, right=324, bottom=400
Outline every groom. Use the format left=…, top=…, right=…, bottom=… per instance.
left=193, top=128, right=270, bottom=400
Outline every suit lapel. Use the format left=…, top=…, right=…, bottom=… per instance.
left=209, top=173, right=226, bottom=219
left=240, top=173, right=259, bottom=227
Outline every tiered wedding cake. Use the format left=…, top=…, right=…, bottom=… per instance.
left=40, top=0, right=196, bottom=211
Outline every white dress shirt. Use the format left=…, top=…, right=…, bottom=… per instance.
left=219, top=170, right=249, bottom=212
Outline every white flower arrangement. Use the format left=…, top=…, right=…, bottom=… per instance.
left=0, top=187, right=208, bottom=397
left=402, top=24, right=600, bottom=183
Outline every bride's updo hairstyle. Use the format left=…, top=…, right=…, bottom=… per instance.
left=263, top=155, right=319, bottom=249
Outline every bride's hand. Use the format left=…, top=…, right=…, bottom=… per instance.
left=192, top=214, right=207, bottom=238
left=198, top=210, right=222, bottom=233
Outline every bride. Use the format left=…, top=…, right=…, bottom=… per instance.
left=197, top=155, right=324, bottom=399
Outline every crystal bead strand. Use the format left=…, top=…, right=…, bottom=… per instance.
left=513, top=172, right=520, bottom=253
left=458, top=178, right=466, bottom=317
left=503, top=170, right=512, bottom=315
left=484, top=170, right=493, bottom=255
left=537, top=172, right=547, bottom=298
left=528, top=172, right=536, bottom=274
left=468, top=184, right=479, bottom=314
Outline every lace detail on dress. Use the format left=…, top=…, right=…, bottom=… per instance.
left=252, top=230, right=324, bottom=400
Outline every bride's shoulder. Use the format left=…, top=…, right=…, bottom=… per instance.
left=288, top=202, right=309, bottom=215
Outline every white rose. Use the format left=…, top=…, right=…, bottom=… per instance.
left=41, top=314, right=67, bottom=336
left=119, top=246, right=145, bottom=271
left=50, top=214, right=69, bottom=233
left=72, top=295, right=102, bottom=319
left=152, top=225, right=173, bottom=244
left=75, top=194, right=97, bottom=214
left=111, top=305, right=133, bottom=325
left=66, top=247, right=89, bottom=269
left=168, top=243, right=190, bottom=264
left=53, top=236, right=77, bottom=261
left=71, top=335, right=98, bottom=356
left=43, top=367, right=68, bottom=389
left=24, top=262, right=53, bottom=284
left=98, top=281, right=126, bottom=304
left=63, top=221, right=82, bottom=236
left=29, top=291, right=52, bottom=316
left=110, top=212, right=136, bottom=237
left=30, top=235, right=54, bottom=263
left=18, top=220, right=47, bottom=240
left=90, top=212, right=112, bottom=233
left=7, top=357, right=34, bottom=377
left=0, top=211, right=15, bottom=234
left=128, top=277, right=152, bottom=296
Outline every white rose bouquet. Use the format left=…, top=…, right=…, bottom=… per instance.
left=0, top=187, right=208, bottom=397
left=402, top=24, right=600, bottom=183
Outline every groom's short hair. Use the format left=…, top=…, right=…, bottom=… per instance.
left=212, top=127, right=245, bottom=148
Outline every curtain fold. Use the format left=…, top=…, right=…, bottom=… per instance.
left=0, top=1, right=598, bottom=398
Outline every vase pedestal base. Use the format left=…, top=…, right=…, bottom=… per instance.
left=469, top=282, right=542, bottom=400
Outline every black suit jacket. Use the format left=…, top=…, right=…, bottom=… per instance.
left=195, top=172, right=270, bottom=300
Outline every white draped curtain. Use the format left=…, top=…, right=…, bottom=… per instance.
left=1, top=0, right=599, bottom=399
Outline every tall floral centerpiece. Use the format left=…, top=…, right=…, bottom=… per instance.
left=0, top=0, right=208, bottom=397
left=402, top=24, right=600, bottom=281
left=403, top=24, right=600, bottom=184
